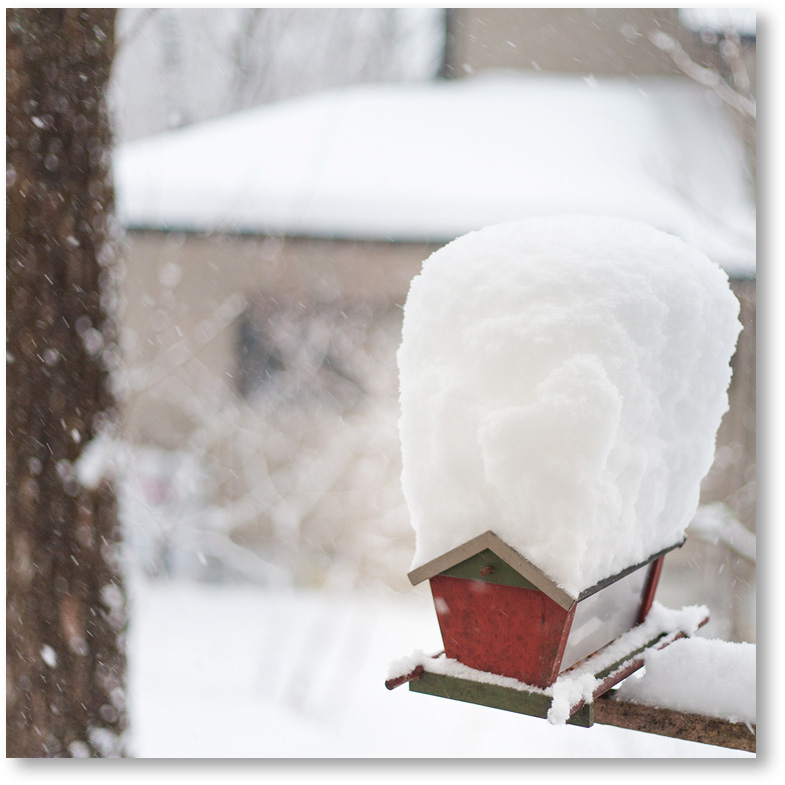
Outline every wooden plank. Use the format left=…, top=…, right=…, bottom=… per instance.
left=408, top=670, right=595, bottom=728
left=636, top=556, right=665, bottom=624
left=385, top=665, right=424, bottom=691
left=549, top=602, right=577, bottom=686
left=594, top=692, right=756, bottom=753
left=407, top=532, right=495, bottom=586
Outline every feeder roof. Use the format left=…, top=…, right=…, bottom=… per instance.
left=408, top=530, right=684, bottom=610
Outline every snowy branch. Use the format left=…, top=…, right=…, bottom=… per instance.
left=688, top=503, right=756, bottom=563
left=647, top=30, right=755, bottom=120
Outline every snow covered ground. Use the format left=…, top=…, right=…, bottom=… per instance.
left=125, top=577, right=752, bottom=758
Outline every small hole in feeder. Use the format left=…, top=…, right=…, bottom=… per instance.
left=479, top=566, right=495, bottom=576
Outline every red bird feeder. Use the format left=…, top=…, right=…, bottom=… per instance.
left=387, top=530, right=694, bottom=726
left=408, top=530, right=680, bottom=689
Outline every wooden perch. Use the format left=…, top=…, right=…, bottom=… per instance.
left=388, top=613, right=755, bottom=752
left=594, top=691, right=756, bottom=753
left=385, top=665, right=424, bottom=691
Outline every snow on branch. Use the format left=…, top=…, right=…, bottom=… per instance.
left=688, top=502, right=756, bottom=563
left=614, top=636, right=756, bottom=726
left=648, top=30, right=755, bottom=120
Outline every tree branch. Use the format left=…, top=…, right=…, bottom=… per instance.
left=648, top=30, right=755, bottom=120
left=594, top=691, right=756, bottom=753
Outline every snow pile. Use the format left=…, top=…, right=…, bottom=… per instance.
left=546, top=603, right=708, bottom=724
left=398, top=215, right=741, bottom=596
left=615, top=637, right=756, bottom=725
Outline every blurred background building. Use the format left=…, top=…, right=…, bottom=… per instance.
left=108, top=8, right=755, bottom=642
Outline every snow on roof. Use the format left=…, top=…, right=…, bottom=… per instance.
left=114, top=71, right=755, bottom=276
left=398, top=216, right=742, bottom=596
left=679, top=8, right=756, bottom=37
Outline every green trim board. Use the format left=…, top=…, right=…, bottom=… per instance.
left=408, top=671, right=595, bottom=728
left=439, top=548, right=539, bottom=590
left=592, top=631, right=669, bottom=682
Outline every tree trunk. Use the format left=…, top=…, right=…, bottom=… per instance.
left=6, top=8, right=127, bottom=758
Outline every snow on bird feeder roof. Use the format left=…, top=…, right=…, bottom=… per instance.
left=397, top=215, right=741, bottom=598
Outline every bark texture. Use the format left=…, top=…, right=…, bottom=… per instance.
left=6, top=8, right=127, bottom=758
left=594, top=693, right=756, bottom=753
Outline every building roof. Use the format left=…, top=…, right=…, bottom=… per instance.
left=115, top=71, right=756, bottom=276
left=678, top=8, right=756, bottom=37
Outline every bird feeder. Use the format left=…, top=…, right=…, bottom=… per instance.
left=408, top=530, right=680, bottom=689
left=386, top=531, right=696, bottom=726
left=388, top=216, right=739, bottom=725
